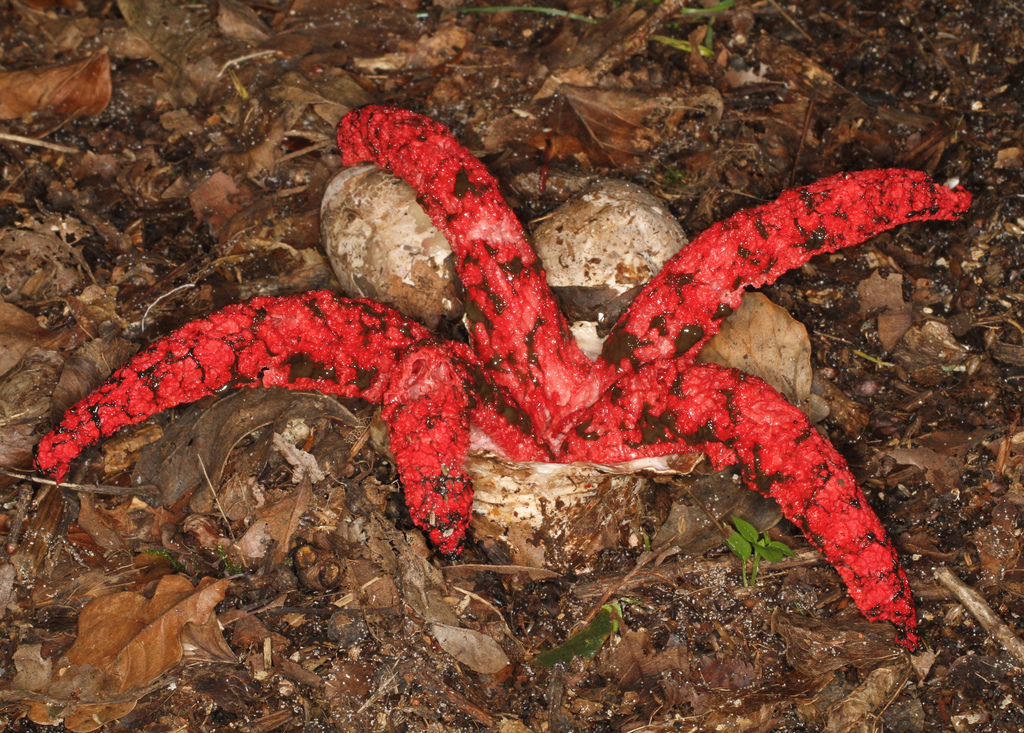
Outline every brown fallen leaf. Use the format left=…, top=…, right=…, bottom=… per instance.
left=180, top=617, right=239, bottom=665
left=550, top=85, right=722, bottom=169
left=232, top=474, right=312, bottom=566
left=65, top=574, right=229, bottom=692
left=430, top=623, right=510, bottom=675
left=597, top=627, right=653, bottom=688
left=49, top=331, right=137, bottom=422
left=16, top=574, right=229, bottom=731
left=826, top=661, right=911, bottom=733
left=12, top=643, right=51, bottom=695
left=892, top=320, right=969, bottom=386
left=0, top=48, right=111, bottom=120
left=994, top=147, right=1023, bottom=169
left=216, top=0, right=271, bottom=43
left=75, top=494, right=126, bottom=552
left=698, top=292, right=818, bottom=418
left=116, top=0, right=240, bottom=104
left=755, top=36, right=847, bottom=104
left=189, top=171, right=246, bottom=235
left=895, top=123, right=957, bottom=174
left=771, top=609, right=904, bottom=677
left=26, top=697, right=137, bottom=733
left=131, top=388, right=359, bottom=507
left=0, top=215, right=88, bottom=303
left=857, top=270, right=911, bottom=352
left=0, top=347, right=63, bottom=483
left=0, top=302, right=56, bottom=378
left=353, top=21, right=470, bottom=72
left=883, top=446, right=962, bottom=490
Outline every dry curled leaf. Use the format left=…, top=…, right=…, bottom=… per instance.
left=857, top=270, right=911, bottom=352
left=353, top=22, right=470, bottom=72
left=771, top=609, right=904, bottom=677
left=0, top=347, right=63, bottom=478
left=17, top=574, right=229, bottom=731
left=892, top=320, right=969, bottom=386
left=0, top=216, right=87, bottom=303
left=430, top=623, right=510, bottom=674
left=0, top=48, right=111, bottom=120
left=64, top=574, right=229, bottom=692
left=698, top=292, right=814, bottom=415
left=825, top=661, right=911, bottom=733
left=548, top=84, right=723, bottom=169
left=131, top=388, right=359, bottom=507
left=233, top=474, right=312, bottom=566
left=0, top=302, right=55, bottom=378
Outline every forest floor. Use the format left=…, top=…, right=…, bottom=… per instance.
left=0, top=0, right=1022, bottom=731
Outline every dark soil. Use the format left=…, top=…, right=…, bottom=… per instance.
left=1, top=1, right=1022, bottom=731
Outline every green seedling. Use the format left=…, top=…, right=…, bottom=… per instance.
left=216, top=543, right=245, bottom=577
left=426, top=1, right=736, bottom=57
left=726, top=515, right=795, bottom=586
left=144, top=547, right=189, bottom=573
left=534, top=600, right=638, bottom=667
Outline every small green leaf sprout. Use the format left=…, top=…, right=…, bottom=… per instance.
left=533, top=599, right=639, bottom=667
left=419, top=1, right=736, bottom=57
left=725, top=515, right=795, bottom=586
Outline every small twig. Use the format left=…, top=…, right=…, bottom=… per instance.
left=766, top=0, right=812, bottom=42
left=278, top=139, right=333, bottom=163
left=814, top=330, right=855, bottom=346
left=452, top=585, right=524, bottom=650
left=198, top=455, right=235, bottom=541
left=217, top=50, right=280, bottom=77
left=934, top=566, right=1024, bottom=667
left=442, top=562, right=559, bottom=580
left=853, top=349, right=896, bottom=368
left=0, top=132, right=78, bottom=154
left=791, top=100, right=814, bottom=187
left=2, top=485, right=34, bottom=553
left=356, top=662, right=400, bottom=715
left=0, top=468, right=141, bottom=495
left=581, top=550, right=658, bottom=627
left=140, top=283, right=196, bottom=332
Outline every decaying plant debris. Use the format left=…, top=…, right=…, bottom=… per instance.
left=1, top=0, right=1022, bottom=732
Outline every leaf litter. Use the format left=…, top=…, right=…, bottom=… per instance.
left=1, top=0, right=1023, bottom=731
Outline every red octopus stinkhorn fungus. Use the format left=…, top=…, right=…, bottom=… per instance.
left=35, top=105, right=972, bottom=650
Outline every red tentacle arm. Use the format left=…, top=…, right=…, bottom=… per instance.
left=382, top=341, right=555, bottom=554
left=600, top=170, right=972, bottom=375
left=35, top=292, right=432, bottom=483
left=562, top=361, right=919, bottom=649
left=383, top=343, right=474, bottom=554
left=337, top=106, right=600, bottom=434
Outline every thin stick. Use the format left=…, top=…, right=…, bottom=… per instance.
left=0, top=469, right=141, bottom=495
left=198, top=455, right=235, bottom=540
left=580, top=550, right=658, bottom=626
left=767, top=0, right=812, bottom=42
left=278, top=139, right=333, bottom=163
left=140, top=282, right=196, bottom=332
left=934, top=566, right=1024, bottom=667
left=0, top=132, right=78, bottom=154
left=217, top=50, right=279, bottom=77
left=791, top=100, right=814, bottom=187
